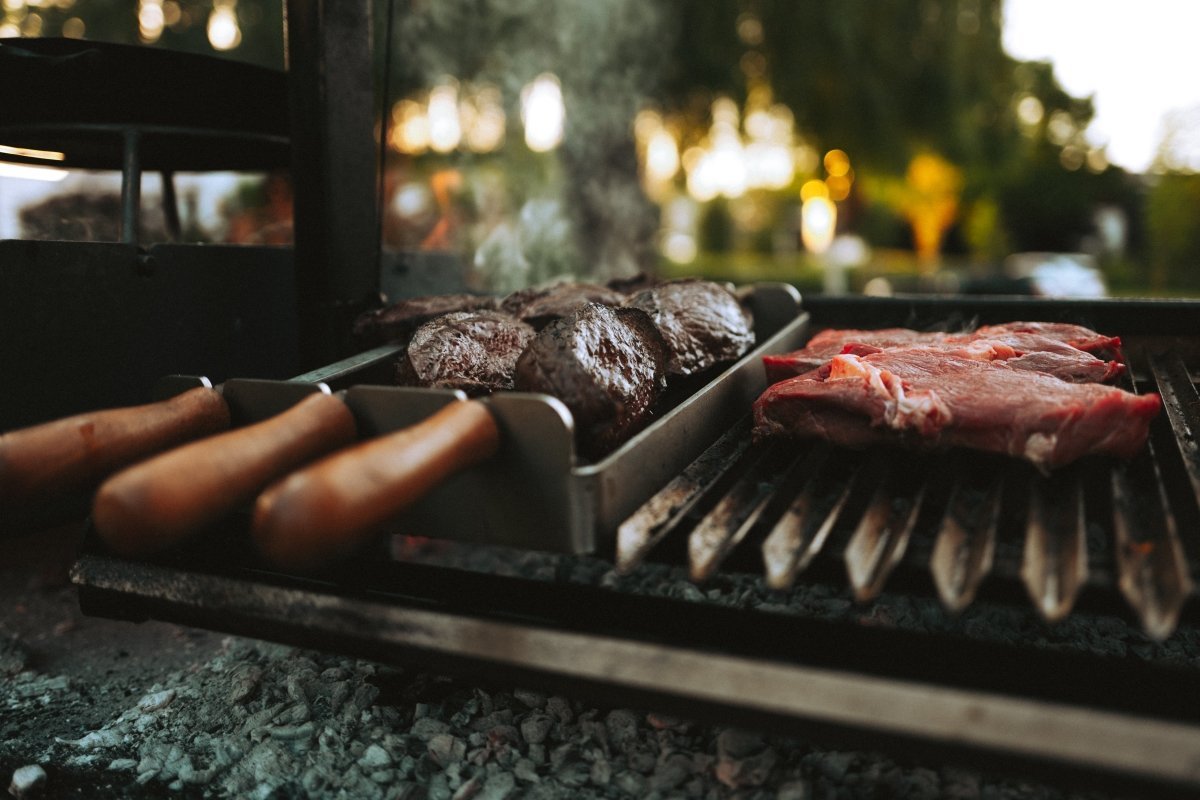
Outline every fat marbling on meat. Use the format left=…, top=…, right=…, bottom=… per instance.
left=763, top=322, right=1125, bottom=385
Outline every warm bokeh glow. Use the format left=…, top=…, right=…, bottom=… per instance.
left=823, top=149, right=851, bottom=177
left=462, top=85, right=506, bottom=153
left=0, top=144, right=65, bottom=161
left=801, top=196, right=837, bottom=255
left=207, top=3, right=241, bottom=51
left=138, top=0, right=164, bottom=42
left=799, top=179, right=828, bottom=202
left=427, top=82, right=462, bottom=154
left=521, top=73, right=565, bottom=153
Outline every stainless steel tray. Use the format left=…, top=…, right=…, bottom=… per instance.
left=160, top=283, right=809, bottom=554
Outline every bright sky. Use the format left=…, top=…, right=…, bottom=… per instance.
left=1003, top=0, right=1200, bottom=173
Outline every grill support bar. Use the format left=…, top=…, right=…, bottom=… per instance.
left=73, top=551, right=1200, bottom=798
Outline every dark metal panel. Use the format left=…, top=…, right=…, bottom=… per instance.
left=287, top=0, right=381, bottom=370
left=0, top=241, right=298, bottom=431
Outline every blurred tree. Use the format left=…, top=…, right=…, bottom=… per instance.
left=1146, top=173, right=1200, bottom=292
left=661, top=0, right=1138, bottom=267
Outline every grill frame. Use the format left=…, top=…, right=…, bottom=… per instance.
left=71, top=293, right=1200, bottom=795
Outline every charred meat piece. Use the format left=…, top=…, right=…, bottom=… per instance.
left=763, top=324, right=1124, bottom=385
left=624, top=279, right=755, bottom=378
left=753, top=346, right=1160, bottom=470
left=605, top=271, right=660, bottom=295
left=353, top=294, right=500, bottom=347
left=514, top=302, right=668, bottom=460
left=397, top=311, right=536, bottom=396
left=499, top=281, right=627, bottom=329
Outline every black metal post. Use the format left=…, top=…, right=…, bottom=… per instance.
left=285, top=0, right=381, bottom=370
left=161, top=169, right=181, bottom=241
left=120, top=128, right=141, bottom=245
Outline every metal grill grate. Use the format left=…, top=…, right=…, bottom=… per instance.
left=616, top=341, right=1200, bottom=640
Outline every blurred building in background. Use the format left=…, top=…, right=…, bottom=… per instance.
left=3, top=0, right=1199, bottom=297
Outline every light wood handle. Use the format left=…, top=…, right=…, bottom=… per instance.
left=0, top=387, right=230, bottom=515
left=93, top=392, right=358, bottom=557
left=251, top=400, right=499, bottom=573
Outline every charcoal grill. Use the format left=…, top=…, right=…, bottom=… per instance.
left=72, top=294, right=1200, bottom=798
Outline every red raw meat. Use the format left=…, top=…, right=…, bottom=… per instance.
left=763, top=323, right=1124, bottom=385
left=753, top=347, right=1160, bottom=470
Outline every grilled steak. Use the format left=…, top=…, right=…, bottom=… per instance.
left=624, top=279, right=755, bottom=378
left=514, top=302, right=668, bottom=459
left=499, top=281, right=627, bottom=329
left=396, top=311, right=535, bottom=396
left=753, top=347, right=1160, bottom=470
left=764, top=322, right=1124, bottom=385
left=353, top=294, right=500, bottom=347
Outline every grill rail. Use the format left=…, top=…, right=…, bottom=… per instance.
left=617, top=341, right=1200, bottom=640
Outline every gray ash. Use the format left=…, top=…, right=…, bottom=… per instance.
left=6, top=634, right=1131, bottom=799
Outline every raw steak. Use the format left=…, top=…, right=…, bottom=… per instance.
left=396, top=310, right=535, bottom=396
left=753, top=347, right=1160, bottom=470
left=624, top=279, right=755, bottom=378
left=763, top=323, right=1124, bottom=384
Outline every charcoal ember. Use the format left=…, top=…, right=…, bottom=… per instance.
left=353, top=294, right=500, bottom=347
left=715, top=729, right=777, bottom=788
left=514, top=303, right=668, bottom=460
left=499, top=281, right=626, bottom=329
left=625, top=278, right=755, bottom=377
left=396, top=311, right=536, bottom=396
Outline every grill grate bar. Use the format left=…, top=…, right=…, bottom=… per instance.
left=929, top=457, right=1004, bottom=612
left=1019, top=466, right=1088, bottom=622
left=844, top=452, right=928, bottom=602
left=687, top=443, right=792, bottom=581
left=1148, top=351, right=1200, bottom=511
left=618, top=336, right=1197, bottom=638
left=761, top=444, right=853, bottom=589
left=1112, top=454, right=1193, bottom=640
left=616, top=420, right=752, bottom=573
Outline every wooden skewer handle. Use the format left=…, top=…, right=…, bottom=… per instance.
left=0, top=387, right=231, bottom=513
left=251, top=400, right=500, bottom=573
left=93, top=392, right=357, bottom=557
